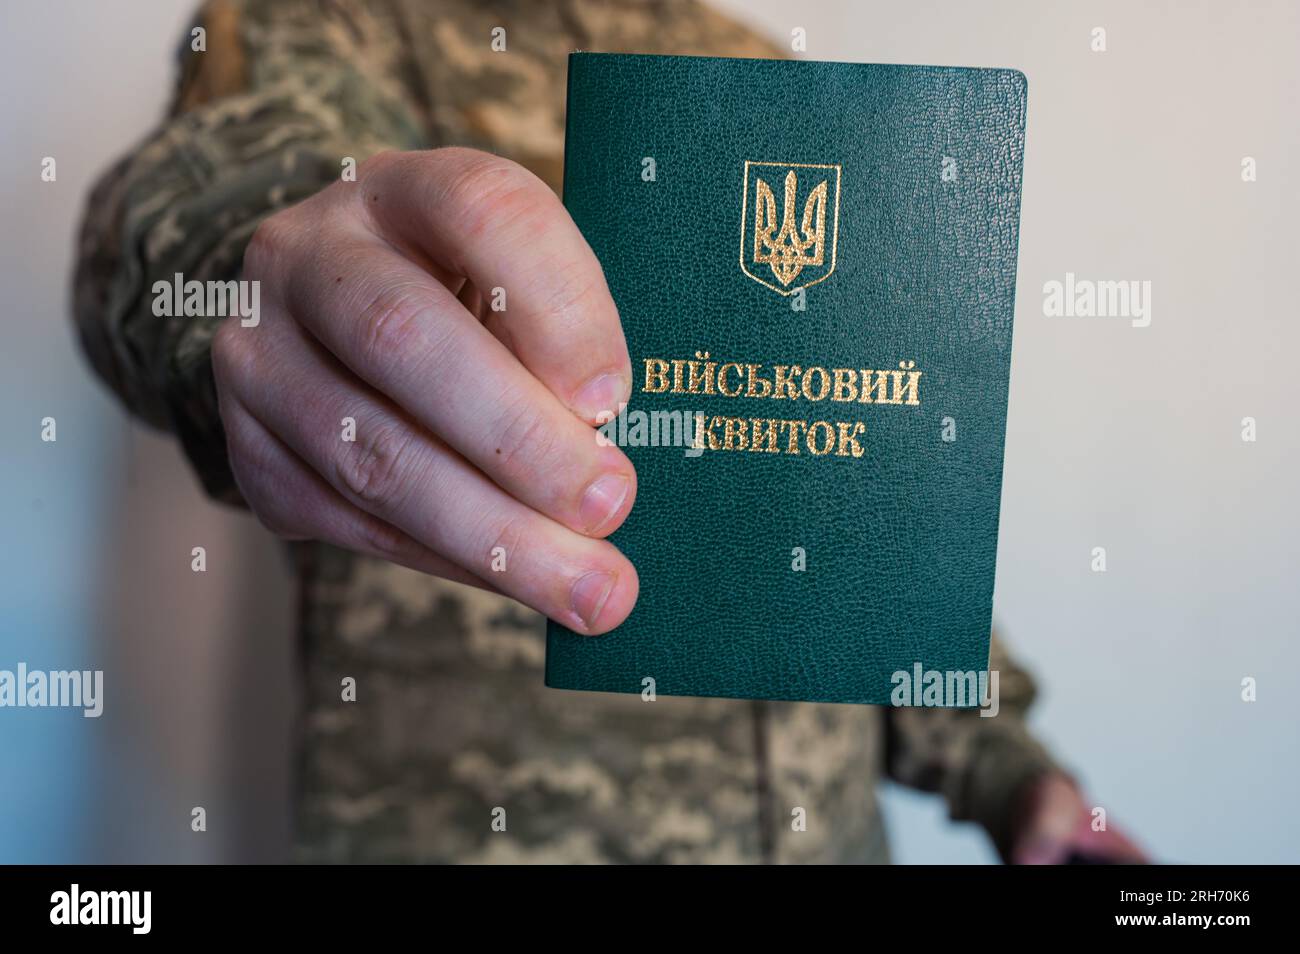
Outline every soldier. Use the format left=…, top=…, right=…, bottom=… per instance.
left=74, top=0, right=1143, bottom=863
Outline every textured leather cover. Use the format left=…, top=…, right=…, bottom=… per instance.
left=546, top=53, right=1028, bottom=704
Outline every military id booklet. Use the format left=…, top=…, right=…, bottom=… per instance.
left=546, top=53, right=1029, bottom=705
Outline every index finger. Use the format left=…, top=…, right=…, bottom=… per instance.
left=360, top=148, right=632, bottom=424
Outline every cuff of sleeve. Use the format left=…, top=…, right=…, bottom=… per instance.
left=953, top=726, right=1061, bottom=863
left=166, top=325, right=243, bottom=506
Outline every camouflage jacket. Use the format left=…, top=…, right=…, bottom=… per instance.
left=73, top=0, right=1058, bottom=863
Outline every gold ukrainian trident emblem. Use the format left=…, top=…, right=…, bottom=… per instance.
left=740, top=160, right=841, bottom=295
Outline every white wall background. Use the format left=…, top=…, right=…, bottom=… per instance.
left=2, top=0, right=1296, bottom=863
left=0, top=0, right=294, bottom=863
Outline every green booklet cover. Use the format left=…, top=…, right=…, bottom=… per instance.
left=546, top=53, right=1028, bottom=705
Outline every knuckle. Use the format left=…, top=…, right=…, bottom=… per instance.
left=226, top=439, right=303, bottom=541
left=482, top=511, right=528, bottom=573
left=222, top=408, right=318, bottom=544
left=225, top=439, right=257, bottom=497
left=242, top=213, right=296, bottom=276
left=210, top=317, right=255, bottom=387
left=440, top=151, right=553, bottom=243
left=493, top=396, right=560, bottom=485
left=355, top=282, right=435, bottom=369
left=218, top=401, right=258, bottom=475
left=210, top=320, right=238, bottom=384
left=530, top=254, right=607, bottom=325
left=335, top=418, right=418, bottom=509
left=253, top=509, right=308, bottom=542
left=353, top=514, right=415, bottom=562
left=346, top=150, right=402, bottom=217
left=358, top=148, right=400, bottom=178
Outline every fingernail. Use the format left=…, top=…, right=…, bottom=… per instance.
left=570, top=570, right=616, bottom=632
left=573, top=372, right=630, bottom=422
left=579, top=473, right=629, bottom=534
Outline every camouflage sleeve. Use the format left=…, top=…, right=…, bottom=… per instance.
left=883, top=632, right=1062, bottom=861
left=72, top=0, right=430, bottom=502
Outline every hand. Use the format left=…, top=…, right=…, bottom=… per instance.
left=1011, top=773, right=1148, bottom=864
left=213, top=148, right=638, bottom=634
